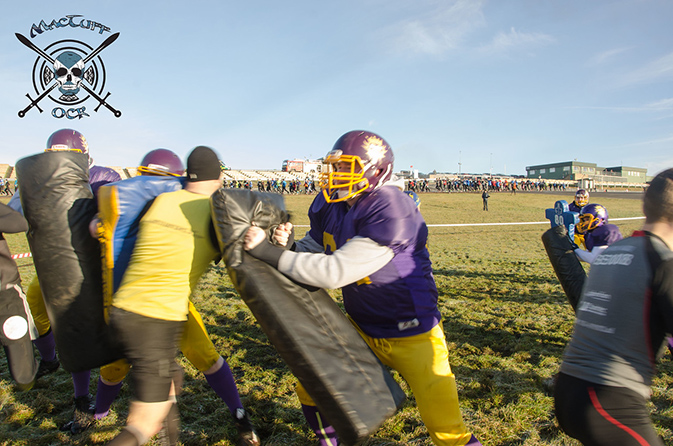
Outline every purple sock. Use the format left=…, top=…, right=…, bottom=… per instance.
left=71, top=370, right=91, bottom=398
left=466, top=434, right=483, bottom=445
left=94, top=378, right=123, bottom=419
left=668, top=337, right=673, bottom=355
left=301, top=404, right=338, bottom=446
left=204, top=360, right=243, bottom=415
left=33, top=330, right=56, bottom=361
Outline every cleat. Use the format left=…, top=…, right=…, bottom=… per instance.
left=233, top=408, right=260, bottom=446
left=35, top=358, right=60, bottom=379
left=60, top=395, right=94, bottom=434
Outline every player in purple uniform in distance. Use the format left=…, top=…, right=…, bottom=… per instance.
left=243, top=130, right=482, bottom=446
left=569, top=189, right=589, bottom=213
left=554, top=168, right=673, bottom=446
left=567, top=190, right=590, bottom=248
left=573, top=204, right=623, bottom=264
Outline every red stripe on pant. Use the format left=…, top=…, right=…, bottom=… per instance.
left=588, top=387, right=651, bottom=446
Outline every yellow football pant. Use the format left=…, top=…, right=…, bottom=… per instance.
left=25, top=276, right=50, bottom=336
left=296, top=322, right=473, bottom=446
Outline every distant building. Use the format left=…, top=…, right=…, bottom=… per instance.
left=602, top=165, right=649, bottom=183
left=281, top=159, right=322, bottom=174
left=525, top=161, right=649, bottom=185
left=398, top=169, right=419, bottom=179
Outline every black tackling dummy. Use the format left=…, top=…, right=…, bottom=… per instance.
left=210, top=188, right=405, bottom=446
left=15, top=151, right=122, bottom=372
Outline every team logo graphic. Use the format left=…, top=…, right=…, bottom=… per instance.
left=16, top=17, right=121, bottom=119
left=362, top=136, right=387, bottom=164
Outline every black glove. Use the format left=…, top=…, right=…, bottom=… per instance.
left=247, top=239, right=285, bottom=269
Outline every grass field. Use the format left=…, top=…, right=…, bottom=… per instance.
left=1, top=190, right=669, bottom=446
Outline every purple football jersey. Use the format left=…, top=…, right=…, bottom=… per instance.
left=568, top=202, right=582, bottom=213
left=308, top=186, right=441, bottom=338
left=585, top=223, right=623, bottom=251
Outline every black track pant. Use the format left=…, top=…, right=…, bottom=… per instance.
left=554, top=372, right=663, bottom=446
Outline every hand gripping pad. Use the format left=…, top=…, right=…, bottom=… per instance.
left=16, top=151, right=122, bottom=371
left=211, top=188, right=405, bottom=446
left=542, top=225, right=587, bottom=312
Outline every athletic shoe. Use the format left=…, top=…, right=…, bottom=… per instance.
left=233, top=408, right=260, bottom=446
left=35, top=358, right=60, bottom=379
left=60, top=395, right=94, bottom=434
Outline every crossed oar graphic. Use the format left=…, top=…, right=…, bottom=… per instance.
left=16, top=32, right=122, bottom=118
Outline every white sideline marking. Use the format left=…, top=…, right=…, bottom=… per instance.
left=294, top=216, right=644, bottom=229
left=11, top=218, right=645, bottom=259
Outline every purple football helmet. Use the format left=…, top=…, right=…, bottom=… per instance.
left=577, top=203, right=608, bottom=234
left=45, top=128, right=89, bottom=156
left=137, top=148, right=184, bottom=177
left=319, top=130, right=395, bottom=203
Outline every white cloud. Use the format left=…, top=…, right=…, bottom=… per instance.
left=380, top=1, right=555, bottom=58
left=385, top=0, right=486, bottom=55
left=618, top=51, right=673, bottom=86
left=588, top=46, right=633, bottom=66
left=643, top=98, right=673, bottom=111
left=478, top=27, right=555, bottom=55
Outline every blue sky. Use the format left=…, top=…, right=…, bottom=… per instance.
left=1, top=1, right=671, bottom=177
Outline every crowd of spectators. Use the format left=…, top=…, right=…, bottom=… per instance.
left=220, top=176, right=578, bottom=195
left=408, top=177, right=569, bottom=193
left=223, top=177, right=319, bottom=194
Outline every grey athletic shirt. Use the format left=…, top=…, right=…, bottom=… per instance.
left=560, top=232, right=673, bottom=399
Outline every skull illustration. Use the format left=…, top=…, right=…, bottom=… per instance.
left=53, top=51, right=85, bottom=101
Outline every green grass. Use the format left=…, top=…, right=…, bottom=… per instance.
left=1, top=191, right=667, bottom=446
